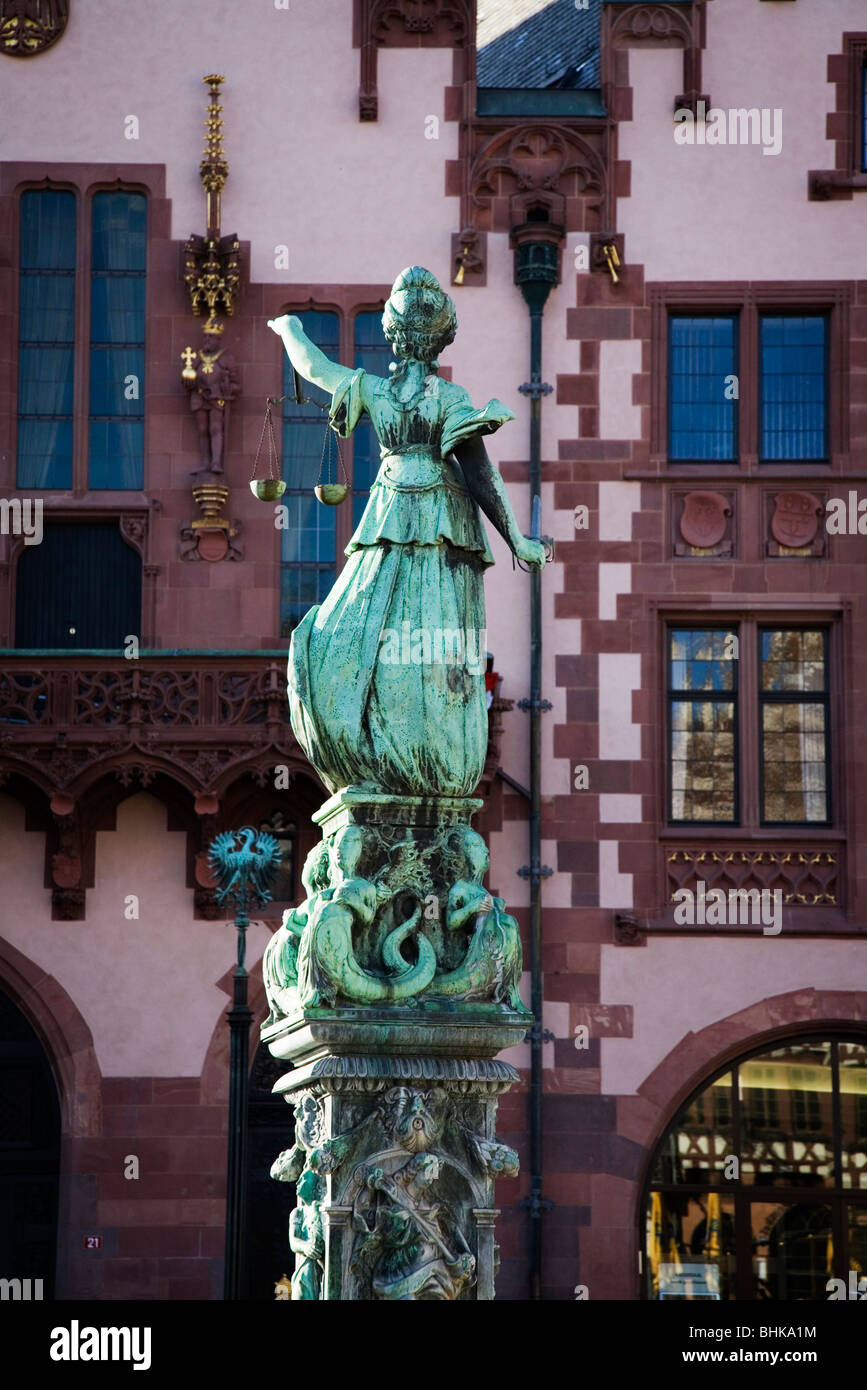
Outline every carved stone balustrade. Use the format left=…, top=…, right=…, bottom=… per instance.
left=0, top=651, right=300, bottom=801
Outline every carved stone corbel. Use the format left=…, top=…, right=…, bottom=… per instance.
left=49, top=793, right=85, bottom=921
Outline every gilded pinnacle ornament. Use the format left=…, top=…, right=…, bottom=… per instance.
left=184, top=74, right=241, bottom=325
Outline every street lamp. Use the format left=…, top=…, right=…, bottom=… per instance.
left=208, top=826, right=282, bottom=1300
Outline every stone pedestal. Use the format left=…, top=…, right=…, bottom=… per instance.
left=261, top=790, right=529, bottom=1301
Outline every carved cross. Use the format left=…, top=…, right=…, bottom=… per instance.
left=180, top=346, right=197, bottom=371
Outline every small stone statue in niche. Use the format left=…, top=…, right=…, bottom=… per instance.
left=181, top=318, right=240, bottom=475
left=288, top=1168, right=325, bottom=1300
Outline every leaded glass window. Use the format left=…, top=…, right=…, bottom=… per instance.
left=88, top=191, right=146, bottom=488
left=759, top=315, right=827, bottom=462
left=760, top=629, right=830, bottom=825
left=17, top=190, right=76, bottom=489
left=668, top=316, right=737, bottom=462
left=668, top=629, right=737, bottom=823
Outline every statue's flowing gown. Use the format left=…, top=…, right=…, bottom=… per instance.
left=288, top=368, right=512, bottom=797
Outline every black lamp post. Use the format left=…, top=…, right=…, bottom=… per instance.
left=208, top=826, right=282, bottom=1300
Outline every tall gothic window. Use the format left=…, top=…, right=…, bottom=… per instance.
left=88, top=191, right=146, bottom=488
left=17, top=190, right=77, bottom=489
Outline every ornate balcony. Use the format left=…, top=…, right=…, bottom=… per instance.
left=0, top=651, right=312, bottom=920
left=0, top=651, right=302, bottom=801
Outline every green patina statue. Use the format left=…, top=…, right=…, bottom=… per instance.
left=268, top=265, right=545, bottom=799
left=264, top=268, right=539, bottom=1301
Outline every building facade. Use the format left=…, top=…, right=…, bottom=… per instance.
left=0, top=0, right=865, bottom=1301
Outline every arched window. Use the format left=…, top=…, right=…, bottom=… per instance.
left=644, top=1036, right=867, bottom=1301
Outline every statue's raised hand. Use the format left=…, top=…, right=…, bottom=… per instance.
left=267, top=314, right=301, bottom=337
left=514, top=536, right=547, bottom=570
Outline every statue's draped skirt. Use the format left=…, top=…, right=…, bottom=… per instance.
left=288, top=369, right=511, bottom=798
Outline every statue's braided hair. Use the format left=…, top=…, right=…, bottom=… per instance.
left=382, top=266, right=457, bottom=366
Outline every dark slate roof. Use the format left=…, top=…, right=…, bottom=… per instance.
left=477, top=0, right=601, bottom=91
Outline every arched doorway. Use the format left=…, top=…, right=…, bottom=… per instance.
left=643, top=1034, right=867, bottom=1300
left=0, top=988, right=61, bottom=1297
left=245, top=1043, right=295, bottom=1301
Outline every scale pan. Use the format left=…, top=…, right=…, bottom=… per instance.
left=250, top=479, right=286, bottom=501
left=315, top=483, right=349, bottom=506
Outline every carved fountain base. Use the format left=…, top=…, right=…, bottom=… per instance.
left=261, top=788, right=529, bottom=1301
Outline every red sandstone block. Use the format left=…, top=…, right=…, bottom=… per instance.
left=557, top=374, right=597, bottom=406
left=543, top=973, right=598, bottom=1004
left=117, top=1226, right=199, bottom=1258
left=565, top=945, right=602, bottom=975
left=580, top=341, right=599, bottom=371
left=102, top=1078, right=153, bottom=1106
left=579, top=406, right=599, bottom=438
left=590, top=1173, right=638, bottom=1227
left=851, top=308, right=867, bottom=338
left=580, top=621, right=633, bottom=652
left=542, top=943, right=568, bottom=973
left=199, top=1227, right=226, bottom=1258
left=614, top=160, right=631, bottom=198
left=545, top=1067, right=602, bottom=1094
left=616, top=1093, right=662, bottom=1148
left=557, top=841, right=597, bottom=873
left=628, top=309, right=651, bottom=343
left=567, top=307, right=632, bottom=340
left=102, top=1105, right=139, bottom=1137
left=99, top=1258, right=160, bottom=1299
left=166, top=1277, right=213, bottom=1301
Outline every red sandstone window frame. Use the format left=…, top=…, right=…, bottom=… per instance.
left=809, top=32, right=867, bottom=197
left=649, top=284, right=851, bottom=470
left=659, top=610, right=845, bottom=835
left=0, top=163, right=166, bottom=502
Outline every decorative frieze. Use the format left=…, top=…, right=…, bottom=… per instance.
left=666, top=846, right=840, bottom=908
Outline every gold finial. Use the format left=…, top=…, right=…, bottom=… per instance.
left=199, top=74, right=228, bottom=235
left=184, top=75, right=240, bottom=322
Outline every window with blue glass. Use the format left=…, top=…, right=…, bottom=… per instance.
left=352, top=310, right=391, bottom=529
left=280, top=311, right=339, bottom=636
left=668, top=316, right=737, bottom=462
left=88, top=192, right=146, bottom=489
left=863, top=65, right=867, bottom=172
left=17, top=190, right=77, bottom=489
left=759, top=316, right=827, bottom=463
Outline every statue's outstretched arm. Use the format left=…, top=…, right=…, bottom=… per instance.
left=453, top=435, right=546, bottom=569
left=268, top=314, right=349, bottom=395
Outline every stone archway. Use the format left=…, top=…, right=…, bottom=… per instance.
left=0, top=935, right=102, bottom=1299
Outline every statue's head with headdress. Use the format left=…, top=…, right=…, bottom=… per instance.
left=382, top=266, right=457, bottom=367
